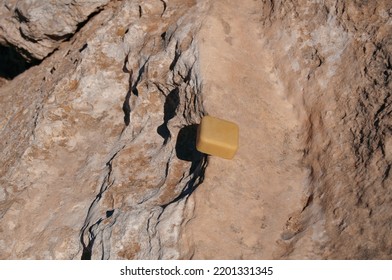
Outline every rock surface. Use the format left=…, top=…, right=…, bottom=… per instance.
left=0, top=0, right=391, bottom=259
left=180, top=0, right=392, bottom=259
left=0, top=0, right=110, bottom=60
left=0, top=0, right=207, bottom=259
left=179, top=0, right=306, bottom=259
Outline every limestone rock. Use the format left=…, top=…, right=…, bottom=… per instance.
left=0, top=0, right=207, bottom=259
left=0, top=0, right=391, bottom=260
left=0, top=0, right=110, bottom=60
left=179, top=0, right=392, bottom=259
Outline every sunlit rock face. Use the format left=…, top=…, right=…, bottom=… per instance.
left=0, top=0, right=391, bottom=259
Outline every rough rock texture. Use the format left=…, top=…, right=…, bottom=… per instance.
left=182, top=0, right=392, bottom=260
left=1, top=0, right=391, bottom=260
left=0, top=0, right=207, bottom=259
left=0, top=0, right=110, bottom=60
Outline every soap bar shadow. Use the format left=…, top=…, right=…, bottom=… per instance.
left=175, top=124, right=204, bottom=162
left=160, top=124, right=207, bottom=207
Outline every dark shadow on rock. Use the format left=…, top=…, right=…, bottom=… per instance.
left=160, top=123, right=208, bottom=208
left=175, top=124, right=202, bottom=161
left=122, top=61, right=149, bottom=126
left=80, top=218, right=102, bottom=260
left=0, top=45, right=39, bottom=79
left=106, top=209, right=114, bottom=218
left=157, top=124, right=170, bottom=141
left=163, top=88, right=180, bottom=122
left=157, top=87, right=179, bottom=143
left=122, top=90, right=131, bottom=126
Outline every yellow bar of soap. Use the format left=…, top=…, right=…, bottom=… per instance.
left=196, top=115, right=239, bottom=159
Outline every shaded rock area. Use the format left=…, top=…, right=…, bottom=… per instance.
left=0, top=0, right=391, bottom=259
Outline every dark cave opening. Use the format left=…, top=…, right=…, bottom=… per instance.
left=0, top=45, right=39, bottom=80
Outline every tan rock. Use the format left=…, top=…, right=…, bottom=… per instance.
left=0, top=0, right=207, bottom=259
left=0, top=0, right=110, bottom=60
left=180, top=0, right=392, bottom=260
left=179, top=0, right=306, bottom=259
left=0, top=0, right=391, bottom=260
